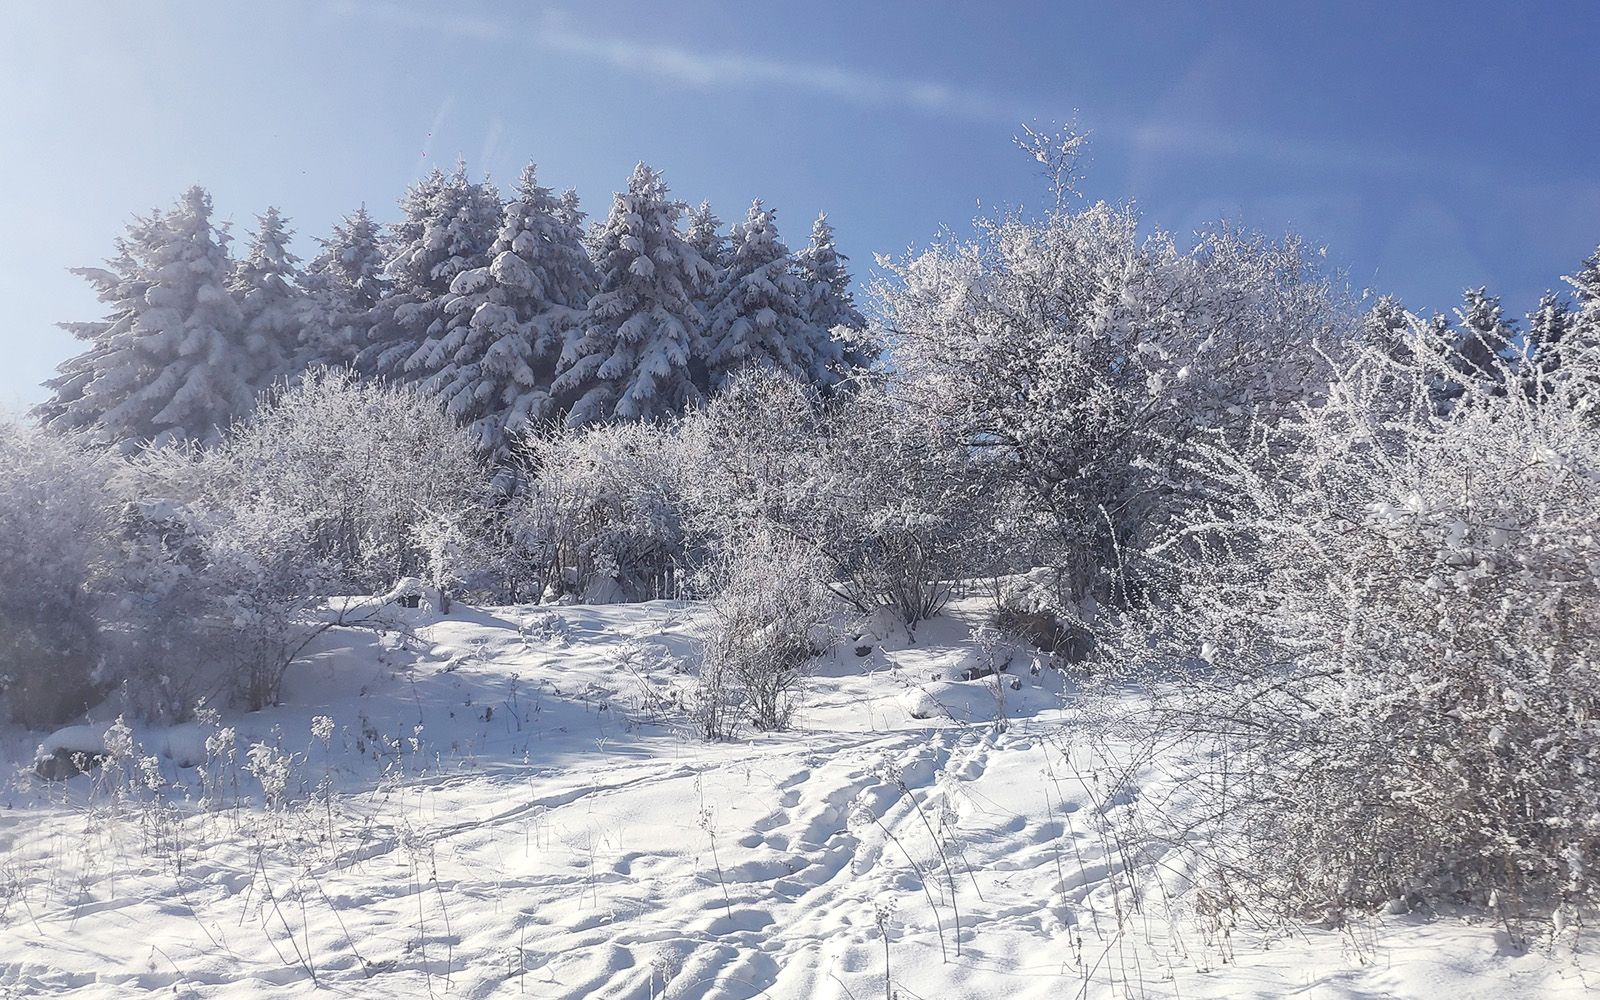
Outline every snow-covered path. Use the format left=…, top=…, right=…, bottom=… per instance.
left=0, top=600, right=1587, bottom=998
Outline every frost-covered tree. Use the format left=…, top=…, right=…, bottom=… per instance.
left=796, top=211, right=874, bottom=373
left=360, top=163, right=502, bottom=378
left=554, top=163, right=712, bottom=424
left=1558, top=246, right=1600, bottom=375
left=38, top=186, right=265, bottom=451
left=1114, top=336, right=1600, bottom=924
left=229, top=207, right=303, bottom=386
left=402, top=163, right=596, bottom=462
left=685, top=200, right=727, bottom=271
left=1524, top=291, right=1577, bottom=400
left=702, top=200, right=838, bottom=391
left=300, top=205, right=386, bottom=368
left=878, top=201, right=1345, bottom=614
left=128, top=368, right=488, bottom=707
left=0, top=419, right=117, bottom=726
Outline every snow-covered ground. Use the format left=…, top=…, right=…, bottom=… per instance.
left=0, top=597, right=1589, bottom=998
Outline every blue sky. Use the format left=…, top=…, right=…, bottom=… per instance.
left=3, top=1, right=1597, bottom=409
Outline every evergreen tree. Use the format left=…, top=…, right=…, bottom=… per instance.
left=685, top=201, right=727, bottom=271
left=230, top=207, right=303, bottom=387
left=1360, top=294, right=1413, bottom=359
left=37, top=186, right=263, bottom=451
left=359, top=162, right=502, bottom=377
left=703, top=200, right=835, bottom=391
left=554, top=163, right=712, bottom=425
left=1425, top=288, right=1513, bottom=413
left=683, top=200, right=726, bottom=388
left=403, top=162, right=596, bottom=462
left=1566, top=246, right=1600, bottom=358
left=796, top=211, right=873, bottom=373
left=300, top=205, right=386, bottom=368
left=1524, top=291, right=1576, bottom=398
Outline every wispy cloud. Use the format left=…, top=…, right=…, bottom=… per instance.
left=347, top=3, right=1468, bottom=184
left=347, top=2, right=1047, bottom=126
left=532, top=13, right=1047, bottom=126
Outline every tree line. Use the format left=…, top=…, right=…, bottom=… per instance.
left=35, top=160, right=871, bottom=462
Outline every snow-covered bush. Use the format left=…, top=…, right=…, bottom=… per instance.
left=125, top=370, right=488, bottom=708
left=507, top=420, right=694, bottom=602
left=0, top=419, right=118, bottom=726
left=877, top=199, right=1348, bottom=623
left=101, top=496, right=227, bottom=722
left=696, top=530, right=835, bottom=734
left=1116, top=332, right=1600, bottom=926
left=679, top=370, right=988, bottom=631
left=205, top=367, right=488, bottom=594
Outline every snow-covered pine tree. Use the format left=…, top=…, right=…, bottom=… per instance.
left=230, top=207, right=303, bottom=389
left=401, top=162, right=596, bottom=463
left=1422, top=288, right=1514, bottom=414
left=796, top=211, right=874, bottom=374
left=685, top=201, right=727, bottom=272
left=1360, top=294, right=1413, bottom=358
left=702, top=200, right=837, bottom=392
left=300, top=205, right=386, bottom=368
left=554, top=162, right=712, bottom=424
left=1566, top=246, right=1600, bottom=360
left=359, top=162, right=502, bottom=378
left=1524, top=291, right=1576, bottom=399
left=37, top=186, right=264, bottom=451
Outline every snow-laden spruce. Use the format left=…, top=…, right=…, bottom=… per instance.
left=554, top=163, right=712, bottom=424
left=38, top=187, right=272, bottom=451
left=359, top=163, right=501, bottom=378
left=702, top=200, right=841, bottom=391
left=684, top=200, right=727, bottom=273
left=402, top=162, right=596, bottom=463
left=299, top=205, right=386, bottom=369
left=795, top=211, right=873, bottom=371
left=229, top=207, right=303, bottom=387
left=1528, top=245, right=1600, bottom=396
left=684, top=200, right=727, bottom=329
left=1424, top=287, right=1515, bottom=414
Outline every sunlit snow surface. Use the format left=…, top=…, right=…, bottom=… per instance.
left=0, top=597, right=1588, bottom=998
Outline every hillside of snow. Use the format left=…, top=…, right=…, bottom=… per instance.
left=0, top=596, right=1589, bottom=999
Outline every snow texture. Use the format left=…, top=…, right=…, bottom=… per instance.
left=0, top=594, right=1586, bottom=999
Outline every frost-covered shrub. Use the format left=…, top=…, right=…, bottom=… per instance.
left=124, top=371, right=488, bottom=708
left=985, top=570, right=1092, bottom=660
left=1120, top=334, right=1600, bottom=925
left=101, top=497, right=227, bottom=722
left=696, top=531, right=835, bottom=734
left=507, top=420, right=693, bottom=602
left=200, top=367, right=488, bottom=594
left=0, top=419, right=117, bottom=726
left=680, top=370, right=987, bottom=630
left=877, top=201, right=1348, bottom=619
left=817, top=388, right=989, bottom=628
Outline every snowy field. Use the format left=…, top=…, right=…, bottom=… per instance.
left=0, top=597, right=1589, bottom=999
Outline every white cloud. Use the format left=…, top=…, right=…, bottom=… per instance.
left=530, top=13, right=1045, bottom=126
left=349, top=3, right=1465, bottom=183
